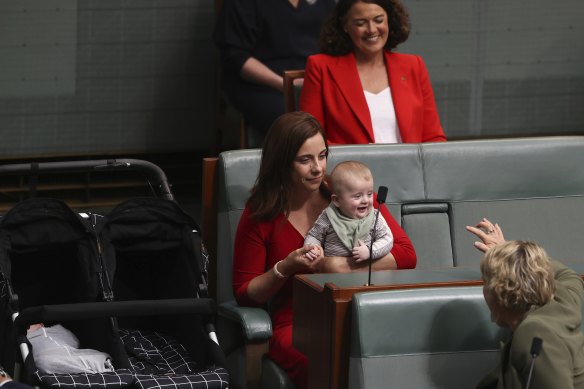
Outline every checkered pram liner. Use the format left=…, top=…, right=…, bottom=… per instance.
left=34, top=329, right=229, bottom=389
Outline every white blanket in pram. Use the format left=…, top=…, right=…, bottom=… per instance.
left=27, top=324, right=115, bottom=374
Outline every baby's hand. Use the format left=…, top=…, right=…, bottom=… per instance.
left=352, top=240, right=370, bottom=262
left=304, top=245, right=323, bottom=261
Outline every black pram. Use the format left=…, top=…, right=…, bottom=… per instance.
left=0, top=159, right=229, bottom=389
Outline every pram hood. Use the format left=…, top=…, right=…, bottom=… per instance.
left=97, top=197, right=208, bottom=299
left=97, top=197, right=224, bottom=372
left=0, top=198, right=126, bottom=379
left=0, top=198, right=109, bottom=305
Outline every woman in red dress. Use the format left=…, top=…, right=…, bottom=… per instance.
left=232, top=111, right=417, bottom=388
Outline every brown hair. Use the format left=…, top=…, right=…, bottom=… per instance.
left=481, top=240, right=556, bottom=314
left=320, top=0, right=411, bottom=56
left=247, top=112, right=329, bottom=221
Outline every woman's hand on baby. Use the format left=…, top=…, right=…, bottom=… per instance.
left=352, top=240, right=370, bottom=262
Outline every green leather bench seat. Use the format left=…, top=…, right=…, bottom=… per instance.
left=349, top=287, right=509, bottom=389
left=217, top=137, right=584, bottom=281
left=214, top=136, right=584, bottom=388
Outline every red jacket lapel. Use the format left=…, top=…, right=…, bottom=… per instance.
left=326, top=53, right=375, bottom=143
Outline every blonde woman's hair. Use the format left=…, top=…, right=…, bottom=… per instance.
left=330, top=161, right=373, bottom=195
left=481, top=240, right=555, bottom=314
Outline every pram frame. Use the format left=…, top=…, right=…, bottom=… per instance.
left=0, top=158, right=174, bottom=202
left=0, top=159, right=225, bottom=388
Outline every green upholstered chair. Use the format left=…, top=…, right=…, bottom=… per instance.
left=212, top=150, right=292, bottom=389
left=206, top=136, right=584, bottom=388
left=212, top=144, right=434, bottom=388
left=349, top=286, right=509, bottom=389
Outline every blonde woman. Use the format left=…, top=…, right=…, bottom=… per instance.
left=470, top=236, right=584, bottom=388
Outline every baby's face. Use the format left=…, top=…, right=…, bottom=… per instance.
left=334, top=178, right=374, bottom=219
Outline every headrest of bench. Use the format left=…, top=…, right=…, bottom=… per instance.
left=218, top=137, right=584, bottom=212
left=218, top=143, right=427, bottom=211
left=423, top=136, right=584, bottom=201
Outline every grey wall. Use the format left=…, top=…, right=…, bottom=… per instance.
left=401, top=0, right=584, bottom=138
left=0, top=0, right=214, bottom=157
left=0, top=0, right=582, bottom=157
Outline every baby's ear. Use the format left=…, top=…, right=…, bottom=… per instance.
left=331, top=194, right=340, bottom=207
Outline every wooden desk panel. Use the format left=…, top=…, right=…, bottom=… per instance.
left=293, top=268, right=483, bottom=389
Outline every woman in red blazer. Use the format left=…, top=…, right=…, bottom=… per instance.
left=300, top=0, right=446, bottom=144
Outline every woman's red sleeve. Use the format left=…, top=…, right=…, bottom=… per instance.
left=232, top=207, right=268, bottom=306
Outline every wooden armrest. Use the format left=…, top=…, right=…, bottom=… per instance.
left=202, top=157, right=219, bottom=298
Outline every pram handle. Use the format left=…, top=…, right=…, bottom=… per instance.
left=13, top=298, right=215, bottom=329
left=0, top=158, right=173, bottom=200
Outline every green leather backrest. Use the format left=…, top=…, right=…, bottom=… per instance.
left=328, top=144, right=427, bottom=230
left=217, top=149, right=261, bottom=303
left=351, top=287, right=506, bottom=355
left=215, top=144, right=428, bottom=302
left=421, top=137, right=584, bottom=267
left=327, top=144, right=425, bottom=203
left=349, top=287, right=509, bottom=389
left=215, top=137, right=584, bottom=302
left=401, top=203, right=453, bottom=269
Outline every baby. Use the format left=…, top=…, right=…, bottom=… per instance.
left=304, top=161, right=393, bottom=262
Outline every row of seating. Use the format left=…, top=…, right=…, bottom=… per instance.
left=202, top=135, right=584, bottom=388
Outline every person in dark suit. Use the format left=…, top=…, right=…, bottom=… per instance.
left=467, top=221, right=584, bottom=388
left=214, top=0, right=335, bottom=142
left=300, top=0, right=446, bottom=144
left=0, top=366, right=34, bottom=389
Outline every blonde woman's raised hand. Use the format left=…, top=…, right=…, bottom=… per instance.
left=466, top=218, right=505, bottom=253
